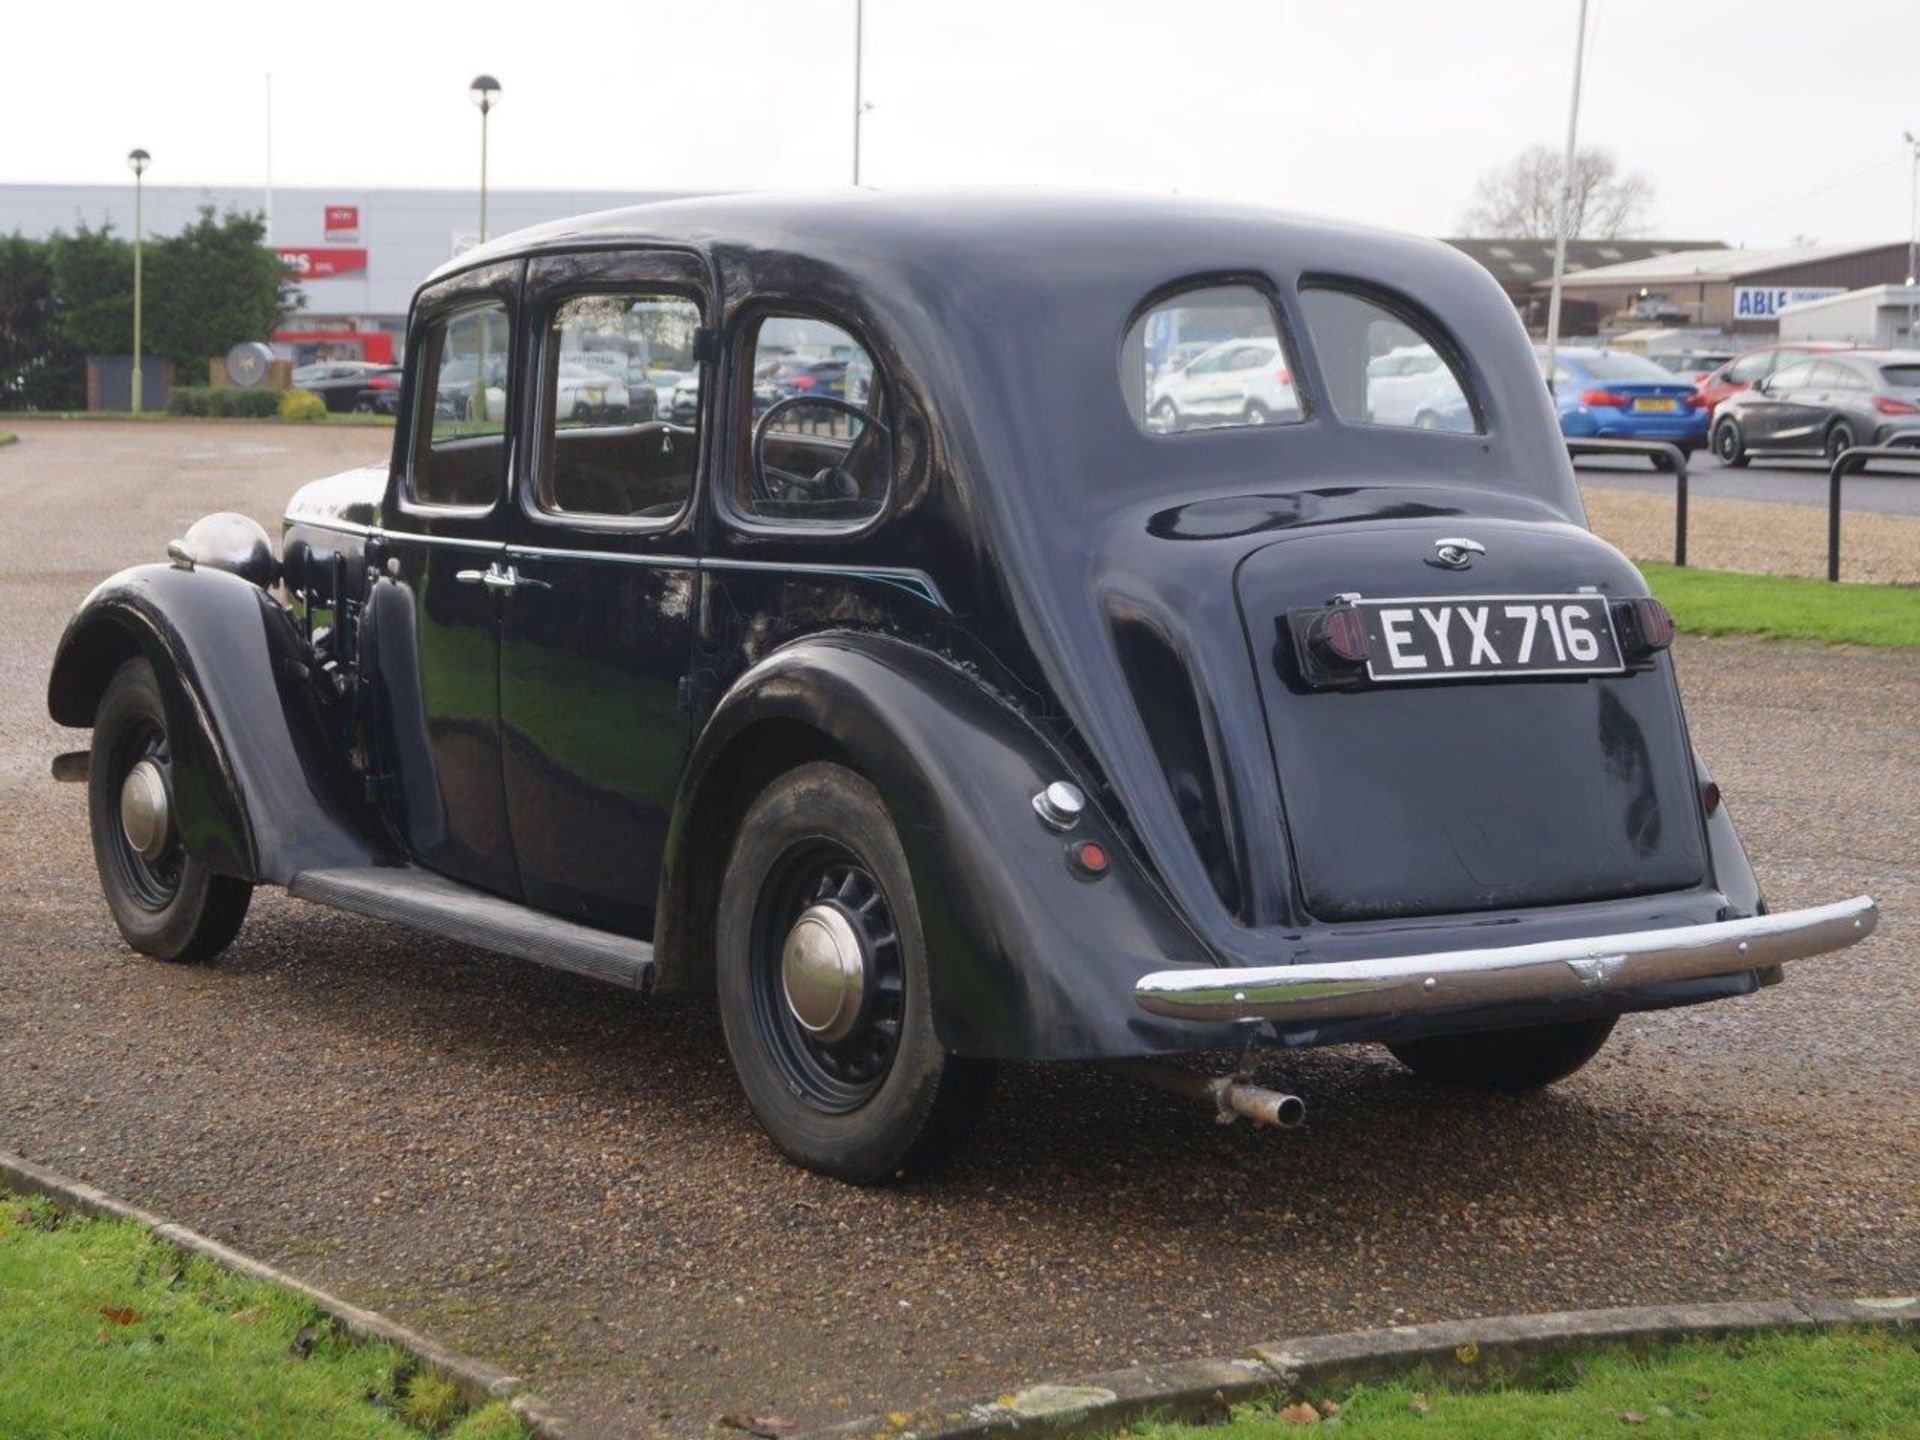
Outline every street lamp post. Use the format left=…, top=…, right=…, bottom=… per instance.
left=1904, top=130, right=1918, bottom=288
left=852, top=0, right=865, bottom=185
left=1542, top=0, right=1590, bottom=391
left=470, top=75, right=501, bottom=244
left=127, top=148, right=150, bottom=415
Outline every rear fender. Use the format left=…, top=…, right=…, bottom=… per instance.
left=47, top=564, right=386, bottom=883
left=657, top=632, right=1245, bottom=1061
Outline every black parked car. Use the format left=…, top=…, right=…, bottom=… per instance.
left=291, top=361, right=403, bottom=414
left=47, top=193, right=1878, bottom=1182
left=1711, top=350, right=1920, bottom=465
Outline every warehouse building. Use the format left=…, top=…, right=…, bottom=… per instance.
left=1528, top=241, right=1912, bottom=337
left=1776, top=284, right=1920, bottom=348
left=1446, top=237, right=1725, bottom=332
left=1, top=182, right=690, bottom=364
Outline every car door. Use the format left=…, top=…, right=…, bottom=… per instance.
left=1767, top=359, right=1827, bottom=449
left=496, top=249, right=709, bottom=936
left=370, top=261, right=522, bottom=898
left=1742, top=358, right=1815, bottom=449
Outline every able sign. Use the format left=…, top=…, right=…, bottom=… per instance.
left=1732, top=286, right=1844, bottom=320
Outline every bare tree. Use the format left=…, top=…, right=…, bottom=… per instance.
left=1459, top=145, right=1655, bottom=239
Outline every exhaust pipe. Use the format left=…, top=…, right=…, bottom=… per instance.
left=1114, top=1060, right=1306, bottom=1129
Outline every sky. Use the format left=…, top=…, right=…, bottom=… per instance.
left=4, top=0, right=1916, bottom=248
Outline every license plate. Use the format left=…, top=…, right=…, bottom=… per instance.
left=1359, top=595, right=1624, bottom=682
left=1634, top=397, right=1678, bottom=412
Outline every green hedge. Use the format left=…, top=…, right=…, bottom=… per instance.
left=166, top=386, right=283, bottom=418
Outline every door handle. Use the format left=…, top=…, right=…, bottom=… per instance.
left=453, top=561, right=536, bottom=593
left=501, top=564, right=550, bottom=592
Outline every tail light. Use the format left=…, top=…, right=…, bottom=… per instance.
left=790, top=373, right=817, bottom=391
left=1275, top=368, right=1291, bottom=385
left=367, top=374, right=398, bottom=390
left=1311, top=604, right=1370, bottom=665
left=1873, top=395, right=1919, bottom=416
left=1686, top=392, right=1710, bottom=409
left=1582, top=389, right=1630, bottom=409
left=1614, top=596, right=1675, bottom=658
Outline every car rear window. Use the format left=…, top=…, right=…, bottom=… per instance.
left=1565, top=351, right=1675, bottom=383
left=1122, top=284, right=1303, bottom=434
left=1881, top=365, right=1920, bottom=388
left=1298, top=285, right=1478, bottom=433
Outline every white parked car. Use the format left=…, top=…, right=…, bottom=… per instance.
left=555, top=363, right=630, bottom=423
left=1365, top=344, right=1459, bottom=428
left=1148, top=337, right=1299, bottom=431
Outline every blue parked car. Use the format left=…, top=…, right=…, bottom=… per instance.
left=1538, top=346, right=1708, bottom=467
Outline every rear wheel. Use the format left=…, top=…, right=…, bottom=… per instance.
left=1824, top=420, right=1856, bottom=463
left=1151, top=398, right=1180, bottom=433
left=1244, top=400, right=1271, bottom=426
left=87, top=657, right=251, bottom=963
left=1387, top=1016, right=1615, bottom=1092
left=716, top=762, right=992, bottom=1183
left=1713, top=417, right=1749, bottom=468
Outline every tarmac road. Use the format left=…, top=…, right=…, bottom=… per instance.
left=1, top=420, right=1914, bottom=1439
left=1574, top=444, right=1920, bottom=516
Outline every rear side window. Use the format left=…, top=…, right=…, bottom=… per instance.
left=1299, top=285, right=1478, bottom=433
left=1770, top=361, right=1818, bottom=389
left=412, top=301, right=510, bottom=507
left=537, top=292, right=701, bottom=521
left=735, top=315, right=889, bottom=528
left=1123, top=285, right=1302, bottom=434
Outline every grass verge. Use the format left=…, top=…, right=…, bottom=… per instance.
left=0, top=1191, right=524, bottom=1439
left=0, top=430, right=15, bottom=446
left=1132, top=1327, right=1920, bottom=1439
left=1644, top=562, right=1920, bottom=648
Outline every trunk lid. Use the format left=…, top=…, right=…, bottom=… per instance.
left=1235, top=517, right=1707, bottom=923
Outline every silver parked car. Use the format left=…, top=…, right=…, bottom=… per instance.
left=1712, top=350, right=1920, bottom=466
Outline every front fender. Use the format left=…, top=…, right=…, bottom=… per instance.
left=47, top=564, right=387, bottom=884
left=665, top=633, right=1246, bottom=1061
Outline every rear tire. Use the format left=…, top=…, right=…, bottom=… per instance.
left=1387, top=1016, right=1616, bottom=1092
left=1151, top=398, right=1180, bottom=433
left=87, top=657, right=251, bottom=963
left=1713, top=418, right=1749, bottom=468
left=1244, top=400, right=1271, bottom=426
left=1824, top=421, right=1856, bottom=463
left=716, top=762, right=993, bottom=1183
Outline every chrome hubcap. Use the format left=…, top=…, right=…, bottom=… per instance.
left=119, top=758, right=171, bottom=861
left=780, top=903, right=868, bottom=1044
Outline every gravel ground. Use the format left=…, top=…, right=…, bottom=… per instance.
left=1580, top=483, right=1920, bottom=584
left=2, top=421, right=1914, bottom=1439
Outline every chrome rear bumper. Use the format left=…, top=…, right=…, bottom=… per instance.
left=1134, top=896, right=1879, bottom=1024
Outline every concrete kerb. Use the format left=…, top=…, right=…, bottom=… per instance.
left=807, top=1295, right=1920, bottom=1440
left=0, top=1150, right=584, bottom=1440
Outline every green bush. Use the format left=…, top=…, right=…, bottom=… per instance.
left=165, top=386, right=281, bottom=418
left=278, top=388, right=327, bottom=422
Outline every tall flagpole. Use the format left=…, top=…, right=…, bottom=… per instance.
left=852, top=0, right=865, bottom=185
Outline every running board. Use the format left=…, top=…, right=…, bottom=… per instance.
left=288, top=866, right=656, bottom=991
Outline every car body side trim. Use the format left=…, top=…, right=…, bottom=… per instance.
left=281, top=519, right=947, bottom=607
left=1134, top=895, right=1879, bottom=1023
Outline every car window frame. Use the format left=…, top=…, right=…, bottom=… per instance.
left=522, top=278, right=709, bottom=536
left=399, top=271, right=520, bottom=519
left=718, top=302, right=897, bottom=540
left=1296, top=276, right=1485, bottom=436
left=1768, top=359, right=1818, bottom=391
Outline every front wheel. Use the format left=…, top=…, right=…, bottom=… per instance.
left=1713, top=418, right=1749, bottom=468
left=716, top=762, right=992, bottom=1183
left=87, top=657, right=251, bottom=962
left=1387, top=1016, right=1616, bottom=1092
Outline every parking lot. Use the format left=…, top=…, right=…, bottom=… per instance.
left=1, top=420, right=1915, bottom=1438
left=1576, top=447, right=1920, bottom=517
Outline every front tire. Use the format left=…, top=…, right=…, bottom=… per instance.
left=1713, top=417, right=1749, bottom=468
left=87, top=657, right=251, bottom=963
left=716, top=762, right=992, bottom=1183
left=1387, top=1016, right=1616, bottom=1092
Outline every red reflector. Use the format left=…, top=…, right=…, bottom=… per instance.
left=1632, top=597, right=1675, bottom=652
left=1582, top=389, right=1630, bottom=409
left=368, top=375, right=398, bottom=389
left=1701, top=781, right=1722, bottom=814
left=1873, top=395, right=1919, bottom=416
left=1072, top=840, right=1108, bottom=875
left=1317, top=605, right=1370, bottom=664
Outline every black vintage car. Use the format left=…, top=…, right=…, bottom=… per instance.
left=48, top=192, right=1878, bottom=1182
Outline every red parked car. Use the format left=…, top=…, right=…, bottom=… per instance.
left=1694, top=342, right=1853, bottom=416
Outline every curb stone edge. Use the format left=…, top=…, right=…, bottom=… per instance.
left=1, top=1150, right=585, bottom=1440
left=805, top=1295, right=1919, bottom=1440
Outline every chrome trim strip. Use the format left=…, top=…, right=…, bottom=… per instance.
left=284, top=522, right=947, bottom=607
left=701, top=557, right=949, bottom=610
left=1134, top=895, right=1880, bottom=1024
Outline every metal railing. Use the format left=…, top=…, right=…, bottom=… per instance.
left=1566, top=438, right=1690, bottom=566
left=1825, top=445, right=1920, bottom=582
